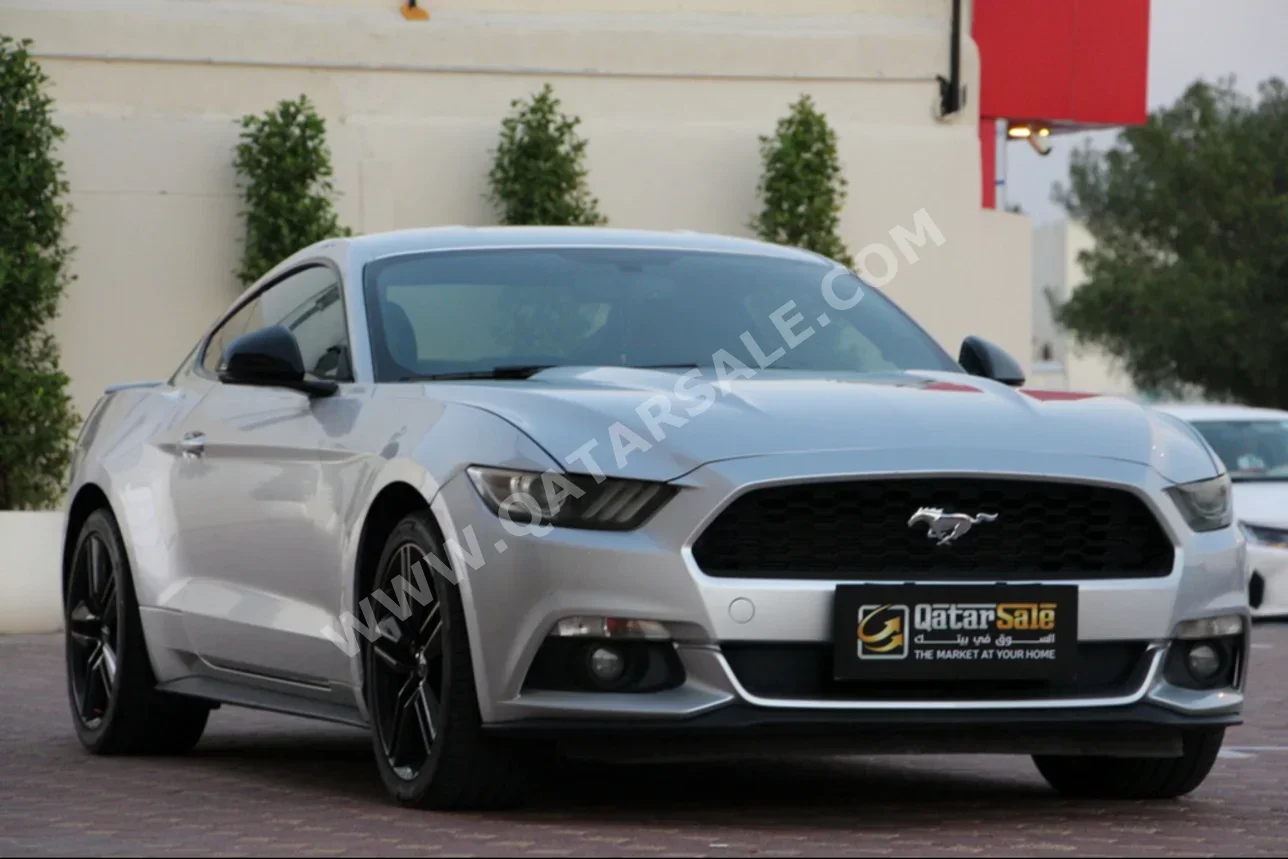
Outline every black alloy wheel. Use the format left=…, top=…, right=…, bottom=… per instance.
left=65, top=508, right=210, bottom=755
left=67, top=531, right=122, bottom=729
left=369, top=542, right=446, bottom=782
left=364, top=511, right=533, bottom=810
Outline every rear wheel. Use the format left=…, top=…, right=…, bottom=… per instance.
left=1034, top=728, right=1225, bottom=799
left=365, top=512, right=530, bottom=810
left=65, top=508, right=210, bottom=755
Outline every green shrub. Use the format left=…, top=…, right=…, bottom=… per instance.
left=0, top=37, right=78, bottom=510
left=487, top=84, right=607, bottom=226
left=752, top=95, right=853, bottom=267
left=234, top=96, right=351, bottom=286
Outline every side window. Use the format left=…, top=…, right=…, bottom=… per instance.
left=200, top=265, right=352, bottom=382
left=201, top=297, right=265, bottom=376
left=259, top=266, right=353, bottom=382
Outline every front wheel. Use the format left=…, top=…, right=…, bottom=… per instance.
left=364, top=512, right=530, bottom=810
left=1034, top=728, right=1225, bottom=799
left=65, top=508, right=211, bottom=755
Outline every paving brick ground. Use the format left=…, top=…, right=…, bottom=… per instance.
left=2, top=627, right=1286, bottom=858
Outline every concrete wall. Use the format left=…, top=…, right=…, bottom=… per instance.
left=1031, top=220, right=1068, bottom=366
left=0, top=513, right=65, bottom=635
left=3, top=0, right=1032, bottom=422
left=1030, top=218, right=1136, bottom=397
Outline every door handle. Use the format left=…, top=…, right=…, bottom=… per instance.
left=178, top=432, right=207, bottom=458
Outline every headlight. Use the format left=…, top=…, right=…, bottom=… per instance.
left=1241, top=521, right=1288, bottom=549
left=1165, top=473, right=1233, bottom=532
left=466, top=466, right=676, bottom=530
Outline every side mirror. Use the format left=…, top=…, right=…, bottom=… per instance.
left=218, top=325, right=337, bottom=397
left=959, top=336, right=1025, bottom=387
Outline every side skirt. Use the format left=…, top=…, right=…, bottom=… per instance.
left=157, top=676, right=369, bottom=730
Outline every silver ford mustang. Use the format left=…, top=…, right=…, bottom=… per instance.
left=63, top=227, right=1249, bottom=810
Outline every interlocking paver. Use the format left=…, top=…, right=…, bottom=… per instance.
left=2, top=626, right=1287, bottom=857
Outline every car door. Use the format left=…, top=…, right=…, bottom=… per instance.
left=167, top=263, right=362, bottom=688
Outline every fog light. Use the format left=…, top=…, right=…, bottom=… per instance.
left=587, top=646, right=627, bottom=685
left=1186, top=643, right=1223, bottom=682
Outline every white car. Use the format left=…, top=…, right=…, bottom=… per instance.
left=1156, top=404, right=1288, bottom=618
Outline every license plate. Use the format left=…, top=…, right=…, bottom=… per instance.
left=832, top=584, right=1079, bottom=681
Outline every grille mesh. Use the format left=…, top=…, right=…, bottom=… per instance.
left=691, top=478, right=1175, bottom=580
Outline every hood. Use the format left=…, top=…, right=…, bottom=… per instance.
left=1232, top=481, right=1288, bottom=529
left=428, top=367, right=1221, bottom=483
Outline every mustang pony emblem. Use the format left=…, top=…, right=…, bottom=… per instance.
left=908, top=507, right=999, bottom=546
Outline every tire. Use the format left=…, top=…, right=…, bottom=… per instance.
left=364, top=511, right=530, bottom=810
left=1034, top=728, right=1225, bottom=800
left=65, top=508, right=211, bottom=755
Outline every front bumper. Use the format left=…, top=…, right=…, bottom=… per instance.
left=485, top=700, right=1240, bottom=761
left=429, top=448, right=1249, bottom=730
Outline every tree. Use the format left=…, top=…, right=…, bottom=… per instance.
left=0, top=37, right=78, bottom=510
left=1054, top=77, right=1288, bottom=406
left=234, top=96, right=350, bottom=286
left=752, top=95, right=853, bottom=267
left=487, top=84, right=607, bottom=226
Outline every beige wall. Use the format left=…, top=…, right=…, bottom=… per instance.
left=1030, top=218, right=1137, bottom=397
left=0, top=512, right=65, bottom=634
left=4, top=0, right=1032, bottom=419
left=1031, top=220, right=1068, bottom=364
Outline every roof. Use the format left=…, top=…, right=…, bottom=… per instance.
left=1153, top=404, right=1288, bottom=423
left=341, top=226, right=833, bottom=266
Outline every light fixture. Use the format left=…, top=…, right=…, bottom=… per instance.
left=1166, top=473, right=1234, bottom=532
left=467, top=466, right=676, bottom=531
left=587, top=646, right=628, bottom=685
left=1186, top=643, right=1223, bottom=682
left=401, top=1, right=429, bottom=21
left=1174, top=615, right=1244, bottom=640
left=1007, top=122, right=1054, bottom=155
left=550, top=617, right=672, bottom=641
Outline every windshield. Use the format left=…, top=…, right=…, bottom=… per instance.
left=1191, top=420, right=1288, bottom=481
left=363, top=248, right=958, bottom=382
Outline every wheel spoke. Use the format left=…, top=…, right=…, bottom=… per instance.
left=378, top=674, right=407, bottom=756
left=88, top=538, right=105, bottom=611
left=372, top=639, right=412, bottom=674
left=70, top=602, right=99, bottom=627
left=100, top=643, right=119, bottom=685
left=373, top=616, right=414, bottom=673
left=399, top=544, right=413, bottom=583
left=418, top=598, right=440, bottom=636
left=69, top=602, right=99, bottom=647
left=416, top=684, right=438, bottom=747
left=421, top=609, right=444, bottom=662
left=81, top=644, right=106, bottom=719
left=384, top=676, right=419, bottom=763
left=100, top=573, right=118, bottom=626
left=69, top=629, right=98, bottom=648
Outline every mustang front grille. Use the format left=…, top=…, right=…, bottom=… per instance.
left=691, top=477, right=1175, bottom=580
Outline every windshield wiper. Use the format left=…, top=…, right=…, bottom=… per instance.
left=404, top=364, right=559, bottom=382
